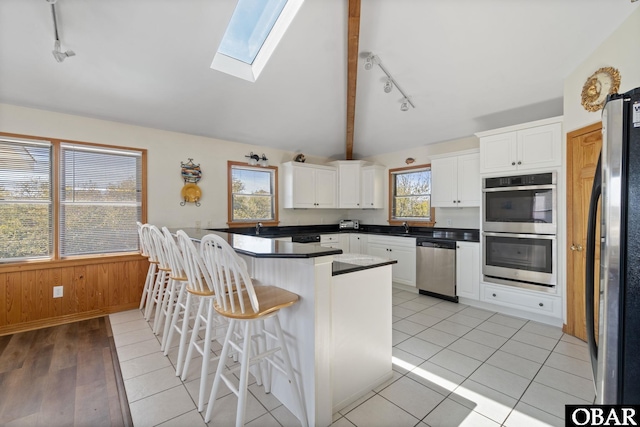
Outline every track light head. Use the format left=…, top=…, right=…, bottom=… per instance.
left=384, top=78, right=393, bottom=93
left=400, top=99, right=409, bottom=112
left=52, top=40, right=75, bottom=63
left=364, top=56, right=373, bottom=70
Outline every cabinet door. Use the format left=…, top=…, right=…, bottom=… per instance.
left=314, top=168, right=337, bottom=208
left=361, top=166, right=385, bottom=209
left=431, top=156, right=458, bottom=207
left=367, top=243, right=388, bottom=260
left=456, top=153, right=481, bottom=207
left=291, top=166, right=317, bottom=208
left=455, top=241, right=479, bottom=299
left=388, top=245, right=416, bottom=287
left=337, top=163, right=361, bottom=208
left=517, top=123, right=561, bottom=171
left=479, top=132, right=517, bottom=174
left=349, top=234, right=368, bottom=254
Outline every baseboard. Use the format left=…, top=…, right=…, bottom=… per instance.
left=0, top=302, right=140, bottom=336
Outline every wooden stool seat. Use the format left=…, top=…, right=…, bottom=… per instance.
left=215, top=285, right=298, bottom=320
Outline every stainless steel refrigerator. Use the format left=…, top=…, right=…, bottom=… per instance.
left=586, top=86, right=640, bottom=404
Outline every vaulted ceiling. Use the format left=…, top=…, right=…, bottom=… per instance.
left=0, top=0, right=637, bottom=159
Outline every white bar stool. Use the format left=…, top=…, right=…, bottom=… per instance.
left=138, top=223, right=158, bottom=312
left=177, top=230, right=229, bottom=412
left=200, top=234, right=308, bottom=427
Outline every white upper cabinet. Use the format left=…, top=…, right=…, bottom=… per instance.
left=329, top=161, right=385, bottom=209
left=477, top=117, right=562, bottom=175
left=361, top=165, right=386, bottom=209
left=282, top=162, right=336, bottom=208
left=331, top=161, right=364, bottom=208
left=431, top=151, right=480, bottom=208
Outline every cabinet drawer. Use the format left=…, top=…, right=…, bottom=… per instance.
left=481, top=283, right=561, bottom=317
left=321, top=234, right=340, bottom=243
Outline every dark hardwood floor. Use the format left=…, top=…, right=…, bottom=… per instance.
left=0, top=317, right=132, bottom=427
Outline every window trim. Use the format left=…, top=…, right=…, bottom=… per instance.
left=0, top=132, right=147, bottom=263
left=227, top=160, right=279, bottom=228
left=388, top=163, right=436, bottom=227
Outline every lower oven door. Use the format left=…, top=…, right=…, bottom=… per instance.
left=483, top=232, right=556, bottom=289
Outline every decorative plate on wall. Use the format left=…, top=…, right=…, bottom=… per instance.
left=581, top=66, right=621, bottom=112
left=181, top=183, right=201, bottom=204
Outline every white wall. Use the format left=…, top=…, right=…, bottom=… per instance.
left=563, top=7, right=640, bottom=134
left=0, top=104, right=348, bottom=228
left=351, top=136, right=481, bottom=228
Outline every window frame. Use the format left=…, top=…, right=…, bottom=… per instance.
left=388, top=164, right=436, bottom=227
left=227, top=160, right=279, bottom=227
left=0, top=132, right=147, bottom=264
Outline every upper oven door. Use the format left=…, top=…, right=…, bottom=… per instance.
left=483, top=184, right=556, bottom=234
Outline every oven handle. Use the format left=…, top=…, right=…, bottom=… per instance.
left=483, top=184, right=556, bottom=192
left=482, top=231, right=556, bottom=240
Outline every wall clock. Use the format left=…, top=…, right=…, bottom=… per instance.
left=581, top=66, right=621, bottom=112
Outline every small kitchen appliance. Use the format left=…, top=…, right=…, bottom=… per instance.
left=339, top=219, right=359, bottom=230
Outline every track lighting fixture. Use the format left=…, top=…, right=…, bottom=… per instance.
left=48, top=0, right=75, bottom=63
left=363, top=53, right=415, bottom=111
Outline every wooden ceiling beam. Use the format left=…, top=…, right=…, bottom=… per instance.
left=345, top=0, right=361, bottom=160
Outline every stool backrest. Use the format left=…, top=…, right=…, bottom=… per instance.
left=200, top=234, right=259, bottom=314
left=149, top=225, right=171, bottom=270
left=140, top=224, right=157, bottom=262
left=136, top=221, right=147, bottom=256
left=162, top=227, right=187, bottom=280
left=176, top=230, right=214, bottom=294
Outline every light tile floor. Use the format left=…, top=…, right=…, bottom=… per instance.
left=110, top=289, right=594, bottom=426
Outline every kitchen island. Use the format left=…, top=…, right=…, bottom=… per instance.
left=176, top=228, right=396, bottom=427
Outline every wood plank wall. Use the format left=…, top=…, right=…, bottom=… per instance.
left=0, top=254, right=148, bottom=336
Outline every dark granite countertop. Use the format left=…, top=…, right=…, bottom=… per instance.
left=172, top=228, right=342, bottom=259
left=212, top=224, right=480, bottom=243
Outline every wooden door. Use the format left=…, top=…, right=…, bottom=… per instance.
left=565, top=122, right=602, bottom=341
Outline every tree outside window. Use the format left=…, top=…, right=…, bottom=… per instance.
left=389, top=165, right=435, bottom=225
left=228, top=161, right=279, bottom=226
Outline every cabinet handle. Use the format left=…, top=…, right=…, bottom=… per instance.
left=517, top=161, right=522, bottom=165
left=357, top=203, right=359, bottom=206
left=539, top=302, right=544, bottom=307
left=492, top=293, right=497, bottom=297
left=457, top=200, right=461, bottom=203
left=457, top=246, right=460, bottom=249
left=453, top=200, right=456, bottom=203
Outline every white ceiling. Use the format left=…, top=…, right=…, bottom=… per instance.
left=0, top=0, right=637, bottom=159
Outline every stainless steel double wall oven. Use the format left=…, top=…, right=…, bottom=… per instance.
left=482, top=172, right=557, bottom=291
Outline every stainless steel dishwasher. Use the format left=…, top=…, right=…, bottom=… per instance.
left=416, top=239, right=458, bottom=302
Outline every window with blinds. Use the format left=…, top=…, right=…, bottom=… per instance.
left=390, top=165, right=433, bottom=222
left=0, top=138, right=53, bottom=261
left=59, top=143, right=142, bottom=256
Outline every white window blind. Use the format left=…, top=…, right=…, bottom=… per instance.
left=60, top=143, right=142, bottom=256
left=0, top=138, right=53, bottom=261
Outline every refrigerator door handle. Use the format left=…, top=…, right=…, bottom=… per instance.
left=585, top=153, right=602, bottom=383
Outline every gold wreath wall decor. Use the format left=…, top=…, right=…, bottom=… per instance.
left=580, top=66, right=621, bottom=112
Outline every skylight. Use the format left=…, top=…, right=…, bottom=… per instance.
left=211, top=0, right=304, bottom=82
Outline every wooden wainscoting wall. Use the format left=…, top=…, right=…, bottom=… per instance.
left=0, top=254, right=148, bottom=336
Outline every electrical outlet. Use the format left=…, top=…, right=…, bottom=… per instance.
left=446, top=219, right=453, bottom=226
left=53, top=286, right=63, bottom=298
left=195, top=220, right=201, bottom=229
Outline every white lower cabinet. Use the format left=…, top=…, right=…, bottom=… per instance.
left=480, top=282, right=561, bottom=318
left=367, top=235, right=416, bottom=287
left=455, top=241, right=479, bottom=300
left=320, top=234, right=349, bottom=252
left=348, top=234, right=368, bottom=254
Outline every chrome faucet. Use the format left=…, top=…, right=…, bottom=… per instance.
left=402, top=221, right=409, bottom=233
left=256, top=222, right=263, bottom=235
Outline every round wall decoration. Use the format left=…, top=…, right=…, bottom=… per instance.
left=580, top=66, right=621, bottom=112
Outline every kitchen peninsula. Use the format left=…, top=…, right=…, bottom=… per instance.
left=177, top=228, right=396, bottom=427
